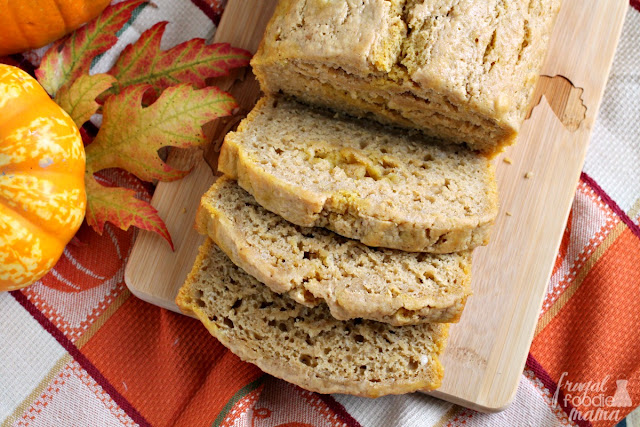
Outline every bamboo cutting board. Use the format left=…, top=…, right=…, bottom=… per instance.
left=125, top=0, right=628, bottom=412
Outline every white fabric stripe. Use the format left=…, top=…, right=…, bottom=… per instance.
left=627, top=406, right=640, bottom=427
left=455, top=374, right=569, bottom=427
left=0, top=293, right=67, bottom=423
left=584, top=8, right=640, bottom=212
left=106, top=225, right=122, bottom=260
left=333, top=392, right=454, bottom=427
left=23, top=361, right=132, bottom=427
left=28, top=253, right=128, bottom=331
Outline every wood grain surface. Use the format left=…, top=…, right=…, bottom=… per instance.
left=125, top=0, right=628, bottom=412
left=124, top=0, right=276, bottom=311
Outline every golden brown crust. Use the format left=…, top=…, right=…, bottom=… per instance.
left=252, top=0, right=562, bottom=155
left=219, top=96, right=498, bottom=253
left=176, top=239, right=449, bottom=397
left=195, top=177, right=472, bottom=325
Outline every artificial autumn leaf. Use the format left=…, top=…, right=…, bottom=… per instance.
left=107, top=21, right=252, bottom=97
left=85, top=176, right=173, bottom=249
left=36, top=0, right=147, bottom=96
left=56, top=74, right=116, bottom=127
left=85, top=83, right=237, bottom=182
left=32, top=0, right=249, bottom=248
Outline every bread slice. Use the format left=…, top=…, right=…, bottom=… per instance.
left=176, top=238, right=449, bottom=397
left=196, top=177, right=471, bottom=326
left=251, top=0, right=561, bottom=155
left=219, top=96, right=498, bottom=253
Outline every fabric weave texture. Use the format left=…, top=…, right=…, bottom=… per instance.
left=1, top=1, right=639, bottom=426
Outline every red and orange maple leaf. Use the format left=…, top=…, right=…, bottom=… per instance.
left=108, top=21, right=251, bottom=97
left=36, top=0, right=148, bottom=96
left=35, top=0, right=251, bottom=248
left=86, top=83, right=237, bottom=182
left=56, top=74, right=117, bottom=127
left=85, top=177, right=172, bottom=249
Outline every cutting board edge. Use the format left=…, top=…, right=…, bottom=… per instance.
left=125, top=276, right=182, bottom=313
left=426, top=386, right=519, bottom=413
left=427, top=201, right=572, bottom=414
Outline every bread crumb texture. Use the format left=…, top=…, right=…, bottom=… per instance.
left=176, top=239, right=449, bottom=397
left=198, top=177, right=472, bottom=325
left=220, top=97, right=498, bottom=253
left=252, top=0, right=561, bottom=154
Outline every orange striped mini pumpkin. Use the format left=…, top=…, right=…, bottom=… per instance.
left=0, top=64, right=86, bottom=291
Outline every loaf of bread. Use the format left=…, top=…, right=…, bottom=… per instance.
left=220, top=96, right=498, bottom=253
left=251, top=0, right=561, bottom=155
left=197, top=177, right=472, bottom=325
left=176, top=238, right=449, bottom=397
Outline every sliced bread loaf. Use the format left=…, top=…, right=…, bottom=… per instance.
left=220, top=97, right=498, bottom=253
left=196, top=177, right=471, bottom=326
left=176, top=238, right=449, bottom=397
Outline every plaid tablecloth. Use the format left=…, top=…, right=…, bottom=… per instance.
left=1, top=1, right=639, bottom=426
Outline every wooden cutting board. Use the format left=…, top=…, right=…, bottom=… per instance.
left=125, top=0, right=628, bottom=412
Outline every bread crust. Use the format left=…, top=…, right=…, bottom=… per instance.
left=176, top=239, right=449, bottom=398
left=251, top=0, right=562, bottom=156
left=196, top=177, right=472, bottom=325
left=219, top=97, right=498, bottom=253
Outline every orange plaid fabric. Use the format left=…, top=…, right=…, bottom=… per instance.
left=1, top=2, right=639, bottom=426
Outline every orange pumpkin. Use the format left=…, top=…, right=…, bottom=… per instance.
left=0, top=64, right=86, bottom=291
left=0, top=0, right=111, bottom=56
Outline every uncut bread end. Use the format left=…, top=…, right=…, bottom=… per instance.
left=251, top=0, right=561, bottom=156
left=176, top=239, right=449, bottom=398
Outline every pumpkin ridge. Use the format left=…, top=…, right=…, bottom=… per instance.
left=0, top=176, right=85, bottom=234
left=51, top=0, right=72, bottom=31
left=0, top=196, right=68, bottom=247
left=9, top=1, right=47, bottom=48
left=0, top=101, right=32, bottom=135
left=0, top=209, right=64, bottom=289
left=1, top=169, right=86, bottom=180
left=0, top=64, right=86, bottom=291
left=4, top=2, right=31, bottom=48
